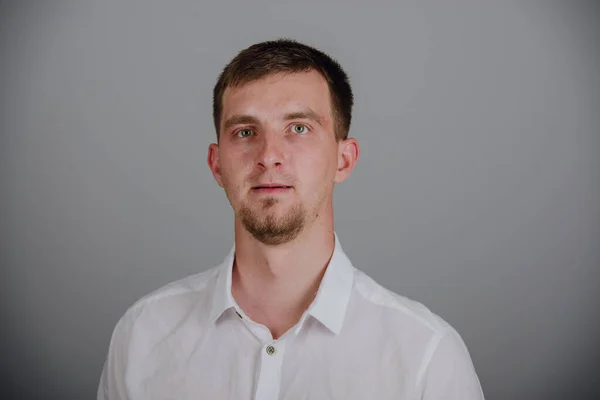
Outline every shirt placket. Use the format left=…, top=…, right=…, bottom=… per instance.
left=237, top=313, right=289, bottom=400
left=253, top=338, right=287, bottom=400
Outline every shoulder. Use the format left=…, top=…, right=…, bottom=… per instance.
left=351, top=269, right=481, bottom=390
left=118, top=266, right=220, bottom=326
left=353, top=268, right=452, bottom=336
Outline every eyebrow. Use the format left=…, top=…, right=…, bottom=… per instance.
left=282, top=109, right=325, bottom=127
left=222, top=109, right=325, bottom=132
left=222, top=115, right=261, bottom=133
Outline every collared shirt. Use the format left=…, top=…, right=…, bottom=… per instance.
left=98, top=234, right=484, bottom=400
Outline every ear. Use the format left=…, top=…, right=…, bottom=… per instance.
left=334, top=137, right=360, bottom=183
left=207, top=143, right=224, bottom=188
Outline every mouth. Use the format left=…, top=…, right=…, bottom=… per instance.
left=251, top=184, right=293, bottom=194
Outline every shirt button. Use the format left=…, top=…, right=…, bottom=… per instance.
left=265, top=345, right=276, bottom=356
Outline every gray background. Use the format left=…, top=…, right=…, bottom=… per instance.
left=1, top=1, right=599, bottom=399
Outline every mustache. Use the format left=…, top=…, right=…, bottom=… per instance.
left=247, top=173, right=296, bottom=186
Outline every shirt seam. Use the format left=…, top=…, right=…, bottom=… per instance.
left=126, top=267, right=219, bottom=317
left=354, top=273, right=445, bottom=334
left=414, top=328, right=448, bottom=390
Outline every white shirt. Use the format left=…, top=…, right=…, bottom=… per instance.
left=98, top=234, right=484, bottom=400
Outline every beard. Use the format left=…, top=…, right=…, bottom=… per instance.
left=238, top=197, right=306, bottom=245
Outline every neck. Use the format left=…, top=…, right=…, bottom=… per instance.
left=231, top=210, right=335, bottom=339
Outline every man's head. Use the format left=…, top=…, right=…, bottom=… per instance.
left=212, top=39, right=354, bottom=142
left=207, top=39, right=359, bottom=245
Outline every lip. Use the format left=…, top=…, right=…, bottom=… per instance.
left=251, top=184, right=293, bottom=194
left=252, top=183, right=293, bottom=189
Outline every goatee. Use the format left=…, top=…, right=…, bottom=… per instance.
left=239, top=198, right=306, bottom=245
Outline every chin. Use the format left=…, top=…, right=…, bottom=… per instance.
left=239, top=200, right=306, bottom=237
left=256, top=208, right=292, bottom=223
left=247, top=197, right=288, bottom=211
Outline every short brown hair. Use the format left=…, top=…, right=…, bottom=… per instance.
left=213, top=39, right=353, bottom=141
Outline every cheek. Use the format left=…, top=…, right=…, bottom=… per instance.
left=219, top=160, right=245, bottom=193
left=222, top=169, right=244, bottom=190
left=301, top=148, right=338, bottom=189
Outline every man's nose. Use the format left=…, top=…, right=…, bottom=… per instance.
left=256, top=133, right=285, bottom=168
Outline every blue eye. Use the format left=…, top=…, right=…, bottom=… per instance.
left=237, top=129, right=254, bottom=138
left=292, top=124, right=308, bottom=135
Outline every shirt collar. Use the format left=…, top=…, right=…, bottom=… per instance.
left=208, top=245, right=237, bottom=324
left=304, top=233, right=355, bottom=334
left=209, top=233, right=355, bottom=335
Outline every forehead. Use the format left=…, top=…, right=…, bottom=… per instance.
left=221, top=71, right=332, bottom=122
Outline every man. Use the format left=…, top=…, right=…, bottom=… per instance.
left=98, top=39, right=484, bottom=399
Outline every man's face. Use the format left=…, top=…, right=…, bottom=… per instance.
left=208, top=70, right=354, bottom=245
